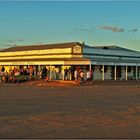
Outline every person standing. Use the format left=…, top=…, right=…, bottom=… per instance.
left=86, top=70, right=90, bottom=83
left=64, top=68, right=68, bottom=80
left=74, top=69, right=78, bottom=82
left=79, top=70, right=84, bottom=83
left=90, top=69, right=93, bottom=81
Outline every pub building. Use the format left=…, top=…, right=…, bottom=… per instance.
left=0, top=41, right=140, bottom=81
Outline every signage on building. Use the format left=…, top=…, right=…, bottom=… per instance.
left=73, top=45, right=82, bottom=54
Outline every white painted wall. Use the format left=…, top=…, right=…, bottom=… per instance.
left=121, top=66, right=126, bottom=80
left=138, top=68, right=140, bottom=79
left=104, top=66, right=112, bottom=80
left=93, top=66, right=102, bottom=80
left=121, top=66, right=135, bottom=80
left=127, top=67, right=134, bottom=79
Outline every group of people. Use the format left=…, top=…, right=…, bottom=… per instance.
left=0, top=66, right=49, bottom=84
left=0, top=66, right=94, bottom=84
left=74, top=69, right=94, bottom=84
left=64, top=67, right=72, bottom=80
left=0, top=67, right=30, bottom=84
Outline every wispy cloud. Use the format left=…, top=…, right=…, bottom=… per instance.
left=97, top=25, right=125, bottom=33
left=73, top=27, right=95, bottom=33
left=128, top=28, right=138, bottom=32
left=16, top=39, right=24, bottom=42
left=0, top=43, right=16, bottom=47
left=0, top=39, right=25, bottom=47
left=5, top=39, right=24, bottom=43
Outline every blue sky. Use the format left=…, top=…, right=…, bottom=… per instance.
left=0, top=1, right=140, bottom=51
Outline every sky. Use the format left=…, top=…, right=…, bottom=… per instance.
left=0, top=1, right=140, bottom=51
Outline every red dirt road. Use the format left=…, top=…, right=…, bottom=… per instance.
left=0, top=82, right=140, bottom=139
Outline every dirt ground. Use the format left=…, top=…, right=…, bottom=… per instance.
left=0, top=81, right=140, bottom=139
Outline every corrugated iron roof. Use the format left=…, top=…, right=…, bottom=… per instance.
left=0, top=42, right=82, bottom=52
left=92, top=45, right=138, bottom=52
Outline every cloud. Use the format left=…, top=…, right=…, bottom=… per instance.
left=16, top=39, right=24, bottom=42
left=5, top=39, right=24, bottom=43
left=97, top=25, right=125, bottom=33
left=0, top=43, right=16, bottom=47
left=73, top=27, right=95, bottom=33
left=128, top=29, right=138, bottom=32
left=0, top=39, right=25, bottom=47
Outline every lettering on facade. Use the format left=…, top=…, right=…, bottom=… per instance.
left=11, top=62, right=35, bottom=65
left=73, top=45, right=82, bottom=54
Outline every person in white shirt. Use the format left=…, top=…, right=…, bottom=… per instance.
left=86, top=70, right=90, bottom=83
left=74, top=69, right=78, bottom=82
